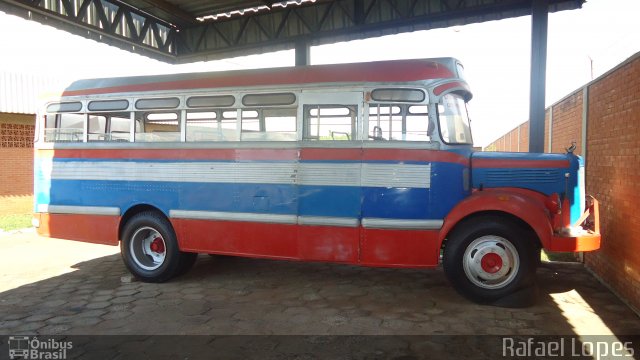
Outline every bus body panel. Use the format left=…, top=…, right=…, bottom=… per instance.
left=34, top=144, right=470, bottom=267
left=32, top=57, right=600, bottom=289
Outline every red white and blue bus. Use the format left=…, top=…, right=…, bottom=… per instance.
left=33, top=58, right=600, bottom=303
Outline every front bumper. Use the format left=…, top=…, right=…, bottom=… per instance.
left=548, top=195, right=601, bottom=252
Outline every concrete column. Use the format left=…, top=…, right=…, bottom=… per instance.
left=295, top=40, right=310, bottom=66
left=528, top=0, right=548, bottom=153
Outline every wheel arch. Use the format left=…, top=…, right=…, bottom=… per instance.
left=118, top=204, right=170, bottom=241
left=439, top=189, right=553, bottom=252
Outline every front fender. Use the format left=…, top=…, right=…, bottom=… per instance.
left=439, top=188, right=553, bottom=249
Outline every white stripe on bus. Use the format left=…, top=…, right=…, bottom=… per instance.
left=44, top=160, right=432, bottom=188
left=38, top=204, right=121, bottom=216
left=36, top=205, right=445, bottom=230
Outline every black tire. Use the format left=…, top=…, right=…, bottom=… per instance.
left=121, top=211, right=184, bottom=282
left=443, top=215, right=538, bottom=304
left=176, top=252, right=198, bottom=276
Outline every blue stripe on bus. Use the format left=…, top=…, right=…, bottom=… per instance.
left=38, top=179, right=462, bottom=220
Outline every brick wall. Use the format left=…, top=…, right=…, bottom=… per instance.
left=584, top=56, right=640, bottom=312
left=485, top=121, right=530, bottom=152
left=483, top=52, right=640, bottom=313
left=550, top=91, right=583, bottom=155
left=0, top=113, right=35, bottom=215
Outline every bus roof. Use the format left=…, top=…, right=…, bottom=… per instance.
left=62, top=58, right=461, bottom=97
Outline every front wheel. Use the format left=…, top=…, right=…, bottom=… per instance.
left=121, top=211, right=193, bottom=282
left=443, top=215, right=538, bottom=304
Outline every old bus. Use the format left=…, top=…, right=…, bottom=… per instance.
left=33, top=58, right=600, bottom=303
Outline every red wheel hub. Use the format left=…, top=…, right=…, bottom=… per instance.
left=480, top=252, right=503, bottom=274
left=150, top=237, right=165, bottom=253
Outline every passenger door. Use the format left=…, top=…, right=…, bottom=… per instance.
left=296, top=91, right=364, bottom=262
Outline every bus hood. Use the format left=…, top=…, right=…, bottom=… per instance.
left=470, top=151, right=584, bottom=224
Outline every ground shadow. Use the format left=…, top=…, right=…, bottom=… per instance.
left=0, top=252, right=639, bottom=358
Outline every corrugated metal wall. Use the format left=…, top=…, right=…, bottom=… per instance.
left=0, top=72, right=66, bottom=115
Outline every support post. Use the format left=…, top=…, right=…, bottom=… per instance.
left=548, top=105, right=553, bottom=153
left=528, top=0, right=548, bottom=153
left=295, top=40, right=310, bottom=66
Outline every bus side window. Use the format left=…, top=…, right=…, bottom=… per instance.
left=367, top=105, right=402, bottom=140
left=304, top=105, right=356, bottom=141
left=135, top=111, right=181, bottom=142
left=241, top=108, right=297, bottom=141
left=88, top=112, right=131, bottom=142
left=366, top=104, right=430, bottom=141
left=406, top=105, right=431, bottom=141
left=44, top=113, right=85, bottom=142
left=186, top=110, right=238, bottom=141
left=88, top=115, right=107, bottom=141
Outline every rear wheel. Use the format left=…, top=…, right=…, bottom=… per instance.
left=121, top=211, right=194, bottom=282
left=443, top=215, right=538, bottom=304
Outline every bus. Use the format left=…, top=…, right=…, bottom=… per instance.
left=33, top=58, right=600, bottom=304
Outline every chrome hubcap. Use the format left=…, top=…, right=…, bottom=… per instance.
left=462, top=235, right=519, bottom=289
left=129, top=226, right=167, bottom=271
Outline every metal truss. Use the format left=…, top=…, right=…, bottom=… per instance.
left=175, top=0, right=582, bottom=62
left=0, top=0, right=582, bottom=63
left=0, top=0, right=177, bottom=61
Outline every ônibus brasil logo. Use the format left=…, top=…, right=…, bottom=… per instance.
left=8, top=336, right=72, bottom=359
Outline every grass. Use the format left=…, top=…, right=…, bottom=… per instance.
left=0, top=214, right=32, bottom=231
left=541, top=249, right=579, bottom=263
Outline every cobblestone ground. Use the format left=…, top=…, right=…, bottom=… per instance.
left=1, top=230, right=639, bottom=339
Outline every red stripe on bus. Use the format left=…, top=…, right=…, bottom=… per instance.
left=433, top=81, right=470, bottom=95
left=300, top=148, right=361, bottom=161
left=473, top=158, right=570, bottom=168
left=360, top=228, right=440, bottom=267
left=36, top=148, right=299, bottom=161
left=62, top=61, right=455, bottom=96
left=363, top=148, right=468, bottom=164
left=300, top=148, right=468, bottom=164
left=36, top=147, right=468, bottom=164
left=175, top=218, right=360, bottom=263
left=37, top=213, right=120, bottom=246
left=175, top=218, right=439, bottom=266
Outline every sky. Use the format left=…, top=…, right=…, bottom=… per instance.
left=1, top=0, right=638, bottom=147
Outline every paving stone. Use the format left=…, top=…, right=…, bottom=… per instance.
left=183, top=293, right=205, bottom=300
left=380, top=319, right=415, bottom=330
left=135, top=291, right=160, bottom=299
left=2, top=232, right=640, bottom=339
left=484, top=326, right=511, bottom=335
left=101, top=310, right=134, bottom=320
left=41, top=299, right=68, bottom=308
left=114, top=289, right=139, bottom=297
left=180, top=287, right=203, bottom=294
left=0, top=320, right=22, bottom=329
left=38, top=324, right=71, bottom=334
left=1, top=312, right=29, bottom=321
left=11, top=321, right=46, bottom=333
left=178, top=301, right=212, bottom=316
left=86, top=301, right=111, bottom=310
left=90, top=295, right=114, bottom=302
left=512, top=311, right=543, bottom=321
left=24, top=313, right=55, bottom=322
left=94, top=290, right=114, bottom=296
left=111, top=296, right=136, bottom=304
left=69, top=317, right=102, bottom=328
left=78, top=309, right=107, bottom=318
left=48, top=315, right=77, bottom=324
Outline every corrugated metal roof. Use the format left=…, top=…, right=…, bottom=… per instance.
left=0, top=72, right=67, bottom=115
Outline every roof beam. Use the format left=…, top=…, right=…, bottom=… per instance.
left=0, top=0, right=583, bottom=64
left=0, top=0, right=177, bottom=62
left=175, top=0, right=583, bottom=63
left=120, top=0, right=197, bottom=27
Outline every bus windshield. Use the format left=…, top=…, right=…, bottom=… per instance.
left=438, top=93, right=472, bottom=145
